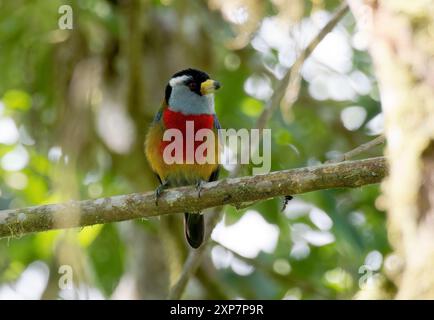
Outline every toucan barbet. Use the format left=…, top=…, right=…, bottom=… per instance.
left=145, top=68, right=222, bottom=248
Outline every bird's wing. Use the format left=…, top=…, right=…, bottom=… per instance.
left=209, top=114, right=222, bottom=182
left=213, top=113, right=222, bottom=134
left=208, top=166, right=220, bottom=182
left=145, top=103, right=168, bottom=183
left=152, top=106, right=164, bottom=124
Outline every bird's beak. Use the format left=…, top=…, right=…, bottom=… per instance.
left=201, top=79, right=221, bottom=95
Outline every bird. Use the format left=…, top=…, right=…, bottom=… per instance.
left=145, top=68, right=222, bottom=249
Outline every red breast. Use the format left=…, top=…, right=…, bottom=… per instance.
left=160, top=108, right=215, bottom=160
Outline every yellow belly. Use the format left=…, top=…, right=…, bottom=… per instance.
left=145, top=123, right=220, bottom=185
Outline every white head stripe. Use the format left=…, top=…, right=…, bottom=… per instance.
left=169, top=75, right=191, bottom=87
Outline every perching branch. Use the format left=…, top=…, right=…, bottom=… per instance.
left=0, top=157, right=386, bottom=240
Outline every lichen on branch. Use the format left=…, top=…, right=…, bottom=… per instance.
left=0, top=157, right=387, bottom=239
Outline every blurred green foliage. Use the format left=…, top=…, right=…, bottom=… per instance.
left=0, top=0, right=390, bottom=299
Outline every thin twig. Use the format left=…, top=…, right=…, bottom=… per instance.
left=327, top=135, right=386, bottom=163
left=258, top=2, right=350, bottom=127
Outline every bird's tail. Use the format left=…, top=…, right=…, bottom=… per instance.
left=184, top=213, right=204, bottom=249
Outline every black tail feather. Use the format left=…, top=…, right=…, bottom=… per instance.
left=184, top=213, right=204, bottom=249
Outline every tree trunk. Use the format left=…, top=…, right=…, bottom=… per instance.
left=349, top=0, right=434, bottom=299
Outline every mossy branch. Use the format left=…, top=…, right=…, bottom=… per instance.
left=0, top=157, right=386, bottom=239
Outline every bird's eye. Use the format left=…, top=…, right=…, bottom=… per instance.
left=187, top=82, right=196, bottom=91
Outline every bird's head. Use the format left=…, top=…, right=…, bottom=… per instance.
left=164, top=68, right=221, bottom=115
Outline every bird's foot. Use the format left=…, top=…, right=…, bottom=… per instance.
left=195, top=180, right=206, bottom=198
left=281, top=195, right=293, bottom=212
left=155, top=181, right=169, bottom=206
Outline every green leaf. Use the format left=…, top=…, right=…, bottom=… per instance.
left=273, top=129, right=293, bottom=145
left=224, top=206, right=243, bottom=226
left=241, top=98, right=263, bottom=117
left=88, top=224, right=124, bottom=296
left=3, top=89, right=31, bottom=111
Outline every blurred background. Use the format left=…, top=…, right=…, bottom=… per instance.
left=0, top=0, right=390, bottom=299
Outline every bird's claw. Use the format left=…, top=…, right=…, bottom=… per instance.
left=155, top=181, right=168, bottom=206
left=195, top=180, right=206, bottom=198
left=281, top=195, right=293, bottom=212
